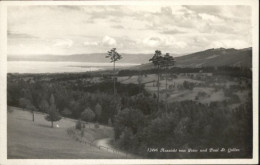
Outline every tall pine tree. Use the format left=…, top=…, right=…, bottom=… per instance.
left=45, top=94, right=61, bottom=128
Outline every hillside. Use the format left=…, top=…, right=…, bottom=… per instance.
left=175, top=47, right=252, bottom=68
left=132, top=47, right=252, bottom=70
left=8, top=107, right=134, bottom=158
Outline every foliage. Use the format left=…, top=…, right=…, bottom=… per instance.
left=61, top=107, right=72, bottom=117
left=114, top=108, right=146, bottom=140
left=19, top=97, right=36, bottom=121
left=45, top=94, right=61, bottom=127
left=94, top=123, right=100, bottom=129
left=95, top=103, right=102, bottom=121
left=81, top=107, right=95, bottom=122
left=183, top=81, right=195, bottom=90
left=106, top=48, right=122, bottom=63
left=161, top=53, right=175, bottom=68
left=108, top=118, right=112, bottom=126
left=19, top=98, right=31, bottom=109
left=196, top=91, right=208, bottom=98
left=39, top=99, right=49, bottom=112
left=75, top=120, right=82, bottom=130
left=113, top=100, right=252, bottom=158
left=118, top=66, right=252, bottom=78
left=149, top=50, right=163, bottom=67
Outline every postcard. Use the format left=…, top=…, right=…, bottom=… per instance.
left=0, top=0, right=259, bottom=164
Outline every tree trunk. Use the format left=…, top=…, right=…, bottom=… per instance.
left=32, top=111, right=34, bottom=122
left=113, top=61, right=116, bottom=96
left=138, top=75, right=142, bottom=94
left=165, top=70, right=168, bottom=113
left=113, top=61, right=117, bottom=113
left=51, top=121, right=53, bottom=128
left=157, top=65, right=160, bottom=112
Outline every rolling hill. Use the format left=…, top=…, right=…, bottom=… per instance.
left=175, top=47, right=252, bottom=68
left=133, top=47, right=252, bottom=70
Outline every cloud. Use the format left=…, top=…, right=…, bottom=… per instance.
left=7, top=5, right=252, bottom=55
left=198, top=13, right=223, bottom=23
left=83, top=41, right=99, bottom=46
left=142, top=37, right=161, bottom=47
left=55, top=6, right=82, bottom=11
left=142, top=36, right=187, bottom=49
left=111, top=25, right=124, bottom=29
left=84, top=36, right=123, bottom=48
left=102, top=36, right=117, bottom=46
left=184, top=6, right=222, bottom=16
left=184, top=5, right=251, bottom=23
left=85, top=6, right=134, bottom=21
left=210, top=39, right=249, bottom=49
left=160, top=29, right=185, bottom=35
left=8, top=31, right=38, bottom=39
left=53, top=39, right=73, bottom=48
left=163, top=37, right=187, bottom=48
left=160, top=7, right=173, bottom=15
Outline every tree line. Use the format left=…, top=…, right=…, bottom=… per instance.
left=117, top=66, right=252, bottom=78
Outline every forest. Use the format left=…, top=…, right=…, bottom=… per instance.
left=7, top=64, right=252, bottom=158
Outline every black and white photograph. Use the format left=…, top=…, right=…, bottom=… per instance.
left=0, top=0, right=259, bottom=164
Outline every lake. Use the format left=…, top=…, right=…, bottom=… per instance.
left=7, top=61, right=140, bottom=73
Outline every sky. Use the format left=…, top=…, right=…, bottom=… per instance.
left=7, top=5, right=252, bottom=56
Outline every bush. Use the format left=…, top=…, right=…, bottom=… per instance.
left=108, top=118, right=112, bottom=126
left=197, top=91, right=208, bottom=98
left=113, top=100, right=252, bottom=158
left=183, top=81, right=195, bottom=90
left=76, top=120, right=82, bottom=130
left=229, top=94, right=240, bottom=104
left=81, top=129, right=84, bottom=137
left=94, top=123, right=100, bottom=129
left=81, top=107, right=95, bottom=122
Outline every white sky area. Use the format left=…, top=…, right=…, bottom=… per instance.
left=7, top=5, right=252, bottom=55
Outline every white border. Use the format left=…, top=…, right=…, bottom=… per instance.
left=0, top=0, right=259, bottom=164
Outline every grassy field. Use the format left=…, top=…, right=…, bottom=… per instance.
left=7, top=107, right=126, bottom=159
left=117, top=73, right=250, bottom=107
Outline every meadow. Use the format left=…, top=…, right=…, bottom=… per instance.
left=8, top=107, right=131, bottom=159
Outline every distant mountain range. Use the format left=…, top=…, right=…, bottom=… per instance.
left=8, top=53, right=155, bottom=64
left=8, top=47, right=252, bottom=68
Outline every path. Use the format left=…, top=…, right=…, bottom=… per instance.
left=94, top=138, right=140, bottom=158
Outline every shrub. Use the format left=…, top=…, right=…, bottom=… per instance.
left=81, top=129, right=84, bottom=137
left=108, top=118, right=112, bottom=126
left=197, top=91, right=208, bottom=98
left=94, top=123, right=100, bottom=129
left=76, top=120, right=82, bottom=130
left=61, top=108, right=72, bottom=117
left=229, top=94, right=240, bottom=104
left=81, top=107, right=95, bottom=122
left=183, top=81, right=195, bottom=90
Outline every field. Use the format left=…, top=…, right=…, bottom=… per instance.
left=118, top=73, right=250, bottom=108
left=7, top=107, right=131, bottom=159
